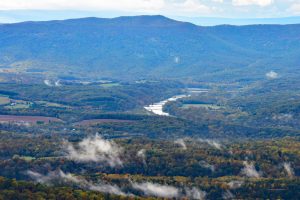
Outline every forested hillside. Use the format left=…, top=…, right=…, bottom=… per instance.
left=0, top=15, right=300, bottom=81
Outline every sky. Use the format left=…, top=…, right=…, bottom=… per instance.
left=0, top=0, right=300, bottom=24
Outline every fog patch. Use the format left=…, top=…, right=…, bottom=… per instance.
left=64, top=134, right=122, bottom=167
left=27, top=170, right=59, bottom=184
left=55, top=80, right=62, bottom=87
left=137, top=149, right=147, bottom=166
left=222, top=190, right=235, bottom=199
left=44, top=79, right=62, bottom=87
left=44, top=80, right=53, bottom=87
left=185, top=187, right=206, bottom=200
left=227, top=180, right=244, bottom=189
left=88, top=182, right=127, bottom=196
left=174, top=138, right=187, bottom=150
left=283, top=162, right=295, bottom=178
left=241, top=161, right=261, bottom=178
left=199, top=160, right=215, bottom=172
left=132, top=182, right=179, bottom=198
left=272, top=114, right=293, bottom=122
left=266, top=70, right=278, bottom=79
left=27, top=170, right=126, bottom=195
left=198, top=139, right=222, bottom=150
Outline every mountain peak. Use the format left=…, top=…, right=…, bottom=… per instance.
left=109, top=15, right=188, bottom=27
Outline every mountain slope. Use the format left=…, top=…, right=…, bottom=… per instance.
left=0, top=15, right=299, bottom=81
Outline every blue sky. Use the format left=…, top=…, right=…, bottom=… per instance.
left=0, top=0, right=300, bottom=24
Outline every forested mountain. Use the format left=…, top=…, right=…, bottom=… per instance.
left=0, top=15, right=300, bottom=81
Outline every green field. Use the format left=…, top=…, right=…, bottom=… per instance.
left=35, top=101, right=70, bottom=108
left=4, top=101, right=32, bottom=109
left=0, top=96, right=10, bottom=105
left=99, top=83, right=121, bottom=87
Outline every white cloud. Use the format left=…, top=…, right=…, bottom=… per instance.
left=174, top=138, right=187, bottom=150
left=88, top=182, right=126, bottom=196
left=198, top=138, right=222, bottom=150
left=64, top=134, right=123, bottom=167
left=227, top=180, right=244, bottom=189
left=44, top=79, right=53, bottom=87
left=266, top=70, right=278, bottom=79
left=199, top=160, right=215, bottom=172
left=288, top=3, right=300, bottom=14
left=0, top=0, right=210, bottom=13
left=174, top=56, right=180, bottom=64
left=29, top=170, right=209, bottom=198
left=132, top=182, right=208, bottom=199
left=241, top=161, right=261, bottom=178
left=0, top=0, right=166, bottom=12
left=185, top=187, right=206, bottom=200
left=222, top=190, right=235, bottom=199
left=175, top=0, right=212, bottom=13
left=27, top=170, right=58, bottom=184
left=44, top=79, right=62, bottom=87
left=283, top=162, right=295, bottom=178
left=232, top=0, right=273, bottom=7
left=27, top=169, right=126, bottom=195
left=0, top=0, right=215, bottom=16
left=0, top=0, right=299, bottom=19
left=55, top=80, right=62, bottom=87
left=137, top=149, right=146, bottom=158
left=272, top=113, right=293, bottom=121
left=137, top=149, right=147, bottom=166
left=132, top=182, right=180, bottom=198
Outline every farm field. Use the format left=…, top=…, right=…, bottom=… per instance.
left=0, top=115, right=62, bottom=124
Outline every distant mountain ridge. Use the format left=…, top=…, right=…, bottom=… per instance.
left=0, top=15, right=300, bottom=81
left=174, top=16, right=300, bottom=26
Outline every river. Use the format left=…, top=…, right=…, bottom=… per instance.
left=144, top=94, right=190, bottom=116
left=144, top=88, right=209, bottom=116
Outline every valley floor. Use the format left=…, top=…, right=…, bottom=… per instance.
left=0, top=80, right=299, bottom=199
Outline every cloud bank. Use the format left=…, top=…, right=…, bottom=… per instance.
left=0, top=0, right=212, bottom=15
left=27, top=169, right=126, bottom=196
left=28, top=170, right=208, bottom=198
left=132, top=182, right=180, bottom=198
left=0, top=0, right=298, bottom=20
left=132, top=181, right=207, bottom=199
left=232, top=0, right=273, bottom=7
left=289, top=3, right=300, bottom=15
